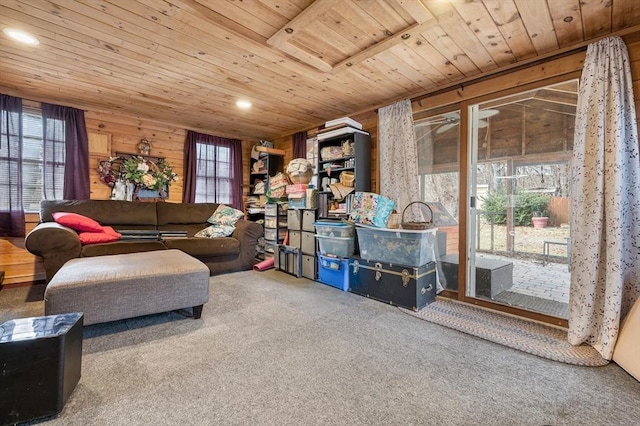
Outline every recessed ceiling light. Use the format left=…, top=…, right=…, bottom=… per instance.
left=236, top=100, right=252, bottom=109
left=3, top=28, right=40, bottom=46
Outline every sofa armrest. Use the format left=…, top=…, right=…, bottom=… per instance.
left=232, top=219, right=264, bottom=242
left=231, top=219, right=264, bottom=268
left=25, top=222, right=82, bottom=282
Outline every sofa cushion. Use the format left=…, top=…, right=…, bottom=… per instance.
left=157, top=223, right=210, bottom=237
left=42, top=200, right=157, bottom=227
left=156, top=202, right=219, bottom=225
left=52, top=212, right=103, bottom=232
left=81, top=241, right=167, bottom=257
left=78, top=226, right=122, bottom=245
left=163, top=237, right=240, bottom=257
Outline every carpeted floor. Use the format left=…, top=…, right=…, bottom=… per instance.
left=400, top=299, right=606, bottom=366
left=1, top=270, right=638, bottom=425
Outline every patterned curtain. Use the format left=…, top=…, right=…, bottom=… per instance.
left=378, top=99, right=421, bottom=221
left=568, top=36, right=640, bottom=360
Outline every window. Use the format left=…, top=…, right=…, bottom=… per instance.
left=25, top=110, right=66, bottom=210
left=194, top=142, right=232, bottom=204
left=0, top=105, right=65, bottom=212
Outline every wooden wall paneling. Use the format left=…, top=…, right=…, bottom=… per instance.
left=580, top=0, right=615, bottom=38
left=546, top=0, right=585, bottom=48
left=1, top=213, right=45, bottom=285
left=512, top=0, right=560, bottom=54
left=0, top=238, right=46, bottom=285
left=413, top=52, right=586, bottom=114
left=88, top=132, right=114, bottom=200
left=85, top=112, right=187, bottom=203
left=449, top=0, right=517, bottom=67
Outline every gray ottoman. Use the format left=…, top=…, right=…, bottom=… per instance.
left=45, top=250, right=210, bottom=325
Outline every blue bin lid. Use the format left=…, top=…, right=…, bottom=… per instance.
left=313, top=221, right=353, bottom=227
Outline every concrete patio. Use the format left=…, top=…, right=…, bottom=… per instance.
left=480, top=253, right=571, bottom=318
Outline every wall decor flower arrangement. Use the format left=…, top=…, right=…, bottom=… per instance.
left=97, top=155, right=178, bottom=201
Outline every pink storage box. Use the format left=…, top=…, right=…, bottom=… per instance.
left=286, top=184, right=308, bottom=195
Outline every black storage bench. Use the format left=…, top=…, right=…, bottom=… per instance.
left=0, top=312, right=83, bottom=425
left=439, top=254, right=513, bottom=298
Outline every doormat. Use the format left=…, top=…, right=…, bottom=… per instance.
left=493, top=290, right=569, bottom=319
left=400, top=298, right=608, bottom=366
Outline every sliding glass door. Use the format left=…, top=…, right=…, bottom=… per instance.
left=466, top=81, right=577, bottom=319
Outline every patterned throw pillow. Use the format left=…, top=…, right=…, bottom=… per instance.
left=207, top=204, right=244, bottom=226
left=348, top=192, right=396, bottom=228
left=52, top=211, right=103, bottom=232
left=195, top=224, right=236, bottom=238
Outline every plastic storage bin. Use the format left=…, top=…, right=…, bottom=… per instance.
left=288, top=197, right=307, bottom=209
left=313, top=221, right=355, bottom=237
left=274, top=245, right=302, bottom=277
left=355, top=225, right=437, bottom=266
left=317, top=255, right=350, bottom=291
left=316, top=235, right=355, bottom=257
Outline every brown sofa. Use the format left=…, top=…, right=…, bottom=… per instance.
left=26, top=199, right=263, bottom=282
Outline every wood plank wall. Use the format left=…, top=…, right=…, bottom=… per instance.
left=2, top=31, right=639, bottom=285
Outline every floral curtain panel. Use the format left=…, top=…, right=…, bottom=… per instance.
left=569, top=36, right=640, bottom=360
left=378, top=99, right=421, bottom=221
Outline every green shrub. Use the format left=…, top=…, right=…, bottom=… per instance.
left=481, top=192, right=507, bottom=224
left=480, top=191, right=550, bottom=226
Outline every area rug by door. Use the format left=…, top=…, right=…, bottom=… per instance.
left=400, top=298, right=608, bottom=366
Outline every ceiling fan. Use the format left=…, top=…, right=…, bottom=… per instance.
left=434, top=109, right=499, bottom=134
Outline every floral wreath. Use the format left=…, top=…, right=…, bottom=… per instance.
left=98, top=155, right=178, bottom=192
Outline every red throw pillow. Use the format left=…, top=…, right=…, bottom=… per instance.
left=52, top=212, right=103, bottom=232
left=78, top=226, right=122, bottom=245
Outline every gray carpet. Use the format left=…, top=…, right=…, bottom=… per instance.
left=1, top=270, right=639, bottom=426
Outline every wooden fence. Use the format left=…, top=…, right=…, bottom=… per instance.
left=548, top=197, right=570, bottom=227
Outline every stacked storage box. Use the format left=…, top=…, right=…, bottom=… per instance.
left=280, top=208, right=317, bottom=279
left=274, top=244, right=302, bottom=277
left=286, top=184, right=318, bottom=210
left=315, top=221, right=355, bottom=291
left=286, top=184, right=308, bottom=209
left=264, top=203, right=287, bottom=259
left=349, top=226, right=438, bottom=310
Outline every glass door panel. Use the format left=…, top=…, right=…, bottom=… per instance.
left=414, top=109, right=460, bottom=292
left=467, top=81, right=577, bottom=319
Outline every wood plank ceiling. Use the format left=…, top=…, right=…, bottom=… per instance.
left=1, top=0, right=639, bottom=141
